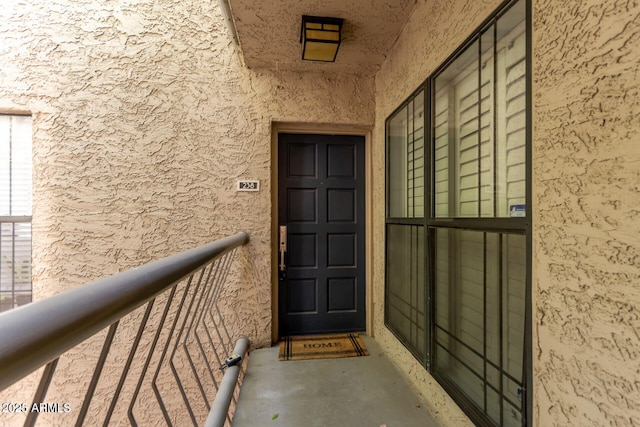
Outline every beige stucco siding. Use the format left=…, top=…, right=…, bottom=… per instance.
left=533, top=0, right=640, bottom=425
left=2, top=0, right=639, bottom=425
left=1, top=0, right=373, bottom=337
left=0, top=1, right=373, bottom=424
left=373, top=0, right=640, bottom=426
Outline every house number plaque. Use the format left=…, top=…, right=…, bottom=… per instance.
left=236, top=180, right=260, bottom=192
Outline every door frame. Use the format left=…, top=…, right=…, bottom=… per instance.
left=271, top=122, right=373, bottom=342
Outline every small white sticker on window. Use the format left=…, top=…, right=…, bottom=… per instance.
left=509, top=204, right=526, bottom=217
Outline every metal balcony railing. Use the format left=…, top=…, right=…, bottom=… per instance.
left=0, top=231, right=251, bottom=427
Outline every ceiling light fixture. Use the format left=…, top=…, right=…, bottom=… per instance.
left=300, top=15, right=344, bottom=62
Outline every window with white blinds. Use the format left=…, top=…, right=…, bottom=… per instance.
left=385, top=0, right=529, bottom=425
left=433, top=19, right=526, bottom=219
left=435, top=230, right=526, bottom=427
left=0, top=114, right=33, bottom=312
left=386, top=224, right=425, bottom=359
left=387, top=90, right=425, bottom=219
left=430, top=0, right=528, bottom=425
left=386, top=90, right=427, bottom=360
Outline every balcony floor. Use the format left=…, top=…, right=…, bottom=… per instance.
left=233, top=335, right=442, bottom=427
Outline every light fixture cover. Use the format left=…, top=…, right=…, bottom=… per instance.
left=301, top=15, right=344, bottom=62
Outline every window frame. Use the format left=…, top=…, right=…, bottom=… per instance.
left=384, top=88, right=429, bottom=363
left=383, top=0, right=532, bottom=425
left=0, top=114, right=33, bottom=312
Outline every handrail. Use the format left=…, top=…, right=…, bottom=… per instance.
left=205, top=336, right=250, bottom=427
left=0, top=231, right=249, bottom=390
left=0, top=231, right=250, bottom=426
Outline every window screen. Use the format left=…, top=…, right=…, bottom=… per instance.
left=433, top=2, right=526, bottom=219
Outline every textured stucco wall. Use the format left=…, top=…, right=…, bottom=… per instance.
left=533, top=0, right=640, bottom=425
left=375, top=0, right=640, bottom=426
left=3, top=0, right=639, bottom=425
left=0, top=0, right=373, bottom=424
left=0, top=0, right=373, bottom=335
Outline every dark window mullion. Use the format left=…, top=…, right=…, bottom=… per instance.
left=525, top=0, right=533, bottom=423
left=425, top=80, right=432, bottom=368
left=483, top=232, right=488, bottom=414
left=386, top=217, right=425, bottom=226
left=429, top=217, right=527, bottom=232
left=499, top=233, right=505, bottom=426
left=448, top=228, right=458, bottom=359
left=493, top=22, right=499, bottom=218
left=406, top=104, right=411, bottom=217
left=428, top=78, right=434, bottom=222
left=414, top=226, right=420, bottom=348
left=477, top=37, right=482, bottom=219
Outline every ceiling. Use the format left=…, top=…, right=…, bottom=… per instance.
left=225, top=0, right=417, bottom=76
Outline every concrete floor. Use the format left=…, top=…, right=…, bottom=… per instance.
left=232, top=335, right=442, bottom=427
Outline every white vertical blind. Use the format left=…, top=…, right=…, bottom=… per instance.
left=0, top=115, right=33, bottom=311
left=10, top=116, right=33, bottom=216
left=433, top=26, right=526, bottom=220
left=0, top=116, right=10, bottom=216
left=433, top=91, right=449, bottom=217
left=388, top=105, right=408, bottom=218
left=454, top=66, right=481, bottom=217
left=0, top=115, right=32, bottom=216
left=497, top=28, right=527, bottom=217
left=408, top=94, right=425, bottom=217
left=480, top=47, right=495, bottom=217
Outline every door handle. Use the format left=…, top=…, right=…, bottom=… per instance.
left=279, top=226, right=287, bottom=272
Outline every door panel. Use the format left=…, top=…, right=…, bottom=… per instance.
left=278, top=133, right=365, bottom=336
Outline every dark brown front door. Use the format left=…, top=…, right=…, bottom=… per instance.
left=278, top=133, right=366, bottom=336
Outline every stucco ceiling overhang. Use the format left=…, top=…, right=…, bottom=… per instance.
left=225, top=0, right=417, bottom=76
